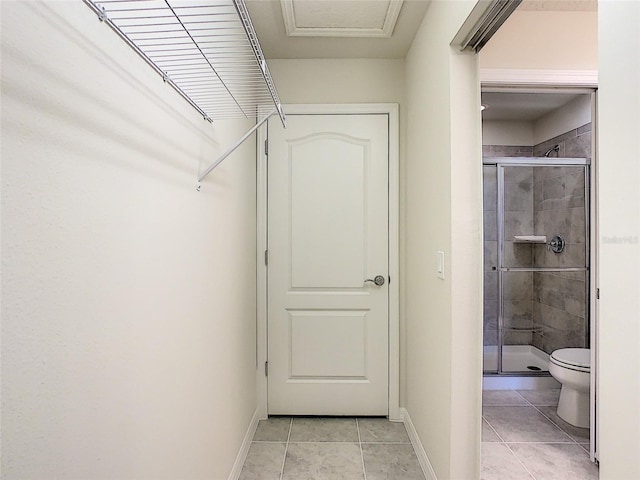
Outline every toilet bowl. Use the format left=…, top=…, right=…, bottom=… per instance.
left=549, top=348, right=591, bottom=428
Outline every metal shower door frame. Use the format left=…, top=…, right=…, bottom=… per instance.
left=487, top=157, right=590, bottom=376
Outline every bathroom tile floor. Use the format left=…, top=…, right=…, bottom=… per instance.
left=239, top=417, right=426, bottom=480
left=482, top=389, right=598, bottom=480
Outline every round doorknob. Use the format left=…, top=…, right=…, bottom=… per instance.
left=365, top=275, right=386, bottom=286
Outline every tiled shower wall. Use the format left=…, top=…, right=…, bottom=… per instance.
left=482, top=125, right=590, bottom=357
left=531, top=124, right=591, bottom=354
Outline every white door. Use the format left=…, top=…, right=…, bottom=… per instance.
left=267, top=113, right=389, bottom=415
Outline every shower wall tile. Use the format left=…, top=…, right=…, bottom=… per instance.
left=534, top=166, right=567, bottom=182
left=533, top=302, right=587, bottom=354
left=568, top=208, right=587, bottom=244
left=504, top=330, right=533, bottom=346
left=503, top=272, right=533, bottom=301
left=504, top=242, right=533, bottom=268
left=565, top=131, right=591, bottom=158
left=576, top=123, right=592, bottom=135
left=533, top=129, right=582, bottom=158
left=483, top=166, right=497, bottom=211
left=504, top=166, right=534, bottom=185
left=484, top=241, right=498, bottom=271
left=505, top=187, right=533, bottom=212
left=558, top=244, right=586, bottom=268
left=504, top=212, right=535, bottom=238
left=484, top=145, right=533, bottom=157
left=484, top=211, right=497, bottom=242
left=484, top=327, right=498, bottom=347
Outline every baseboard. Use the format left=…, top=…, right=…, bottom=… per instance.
left=401, top=408, right=438, bottom=480
left=227, top=408, right=261, bottom=480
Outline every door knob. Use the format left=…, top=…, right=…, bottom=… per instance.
left=365, top=275, right=386, bottom=286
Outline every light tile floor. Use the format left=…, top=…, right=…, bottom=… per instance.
left=239, top=417, right=426, bottom=480
left=482, top=389, right=599, bottom=480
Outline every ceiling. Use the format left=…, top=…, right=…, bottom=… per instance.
left=518, top=0, right=597, bottom=11
left=481, top=92, right=583, bottom=122
left=245, top=0, right=430, bottom=59
left=245, top=0, right=594, bottom=121
left=245, top=0, right=596, bottom=60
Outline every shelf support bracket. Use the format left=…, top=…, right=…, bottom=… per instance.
left=197, top=108, right=277, bottom=190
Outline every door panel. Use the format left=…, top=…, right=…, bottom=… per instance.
left=267, top=114, right=389, bottom=415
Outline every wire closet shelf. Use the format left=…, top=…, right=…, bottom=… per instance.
left=83, top=0, right=286, bottom=185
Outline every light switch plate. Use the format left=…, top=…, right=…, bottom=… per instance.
left=437, top=251, right=445, bottom=279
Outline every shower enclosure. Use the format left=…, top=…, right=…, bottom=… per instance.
left=483, top=158, right=590, bottom=375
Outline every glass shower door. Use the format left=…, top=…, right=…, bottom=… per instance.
left=483, top=165, right=499, bottom=373
left=499, top=162, right=590, bottom=374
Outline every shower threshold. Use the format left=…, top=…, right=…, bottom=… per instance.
left=483, top=344, right=550, bottom=373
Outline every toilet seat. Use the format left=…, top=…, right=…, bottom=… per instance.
left=550, top=348, right=590, bottom=373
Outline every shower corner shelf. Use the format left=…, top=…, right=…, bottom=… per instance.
left=83, top=0, right=286, bottom=189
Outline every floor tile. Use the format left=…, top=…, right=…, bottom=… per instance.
left=509, top=443, right=599, bottom=480
left=282, top=442, right=364, bottom=480
left=482, top=418, right=502, bottom=442
left=289, top=417, right=359, bottom=442
left=537, top=406, right=590, bottom=443
left=362, top=443, right=425, bottom=480
left=483, top=406, right=573, bottom=442
left=239, top=442, right=286, bottom=480
left=482, top=390, right=529, bottom=406
left=253, top=417, right=291, bottom=442
left=358, top=418, right=410, bottom=443
left=517, top=389, right=561, bottom=406
left=481, top=443, right=534, bottom=480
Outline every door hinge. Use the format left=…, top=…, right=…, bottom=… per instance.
left=596, top=288, right=600, bottom=299
left=264, top=139, right=268, bottom=156
left=265, top=249, right=268, bottom=266
left=265, top=361, right=269, bottom=376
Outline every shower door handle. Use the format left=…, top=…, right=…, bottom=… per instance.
left=365, top=275, right=386, bottom=286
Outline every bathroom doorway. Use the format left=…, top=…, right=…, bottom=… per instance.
left=480, top=90, right=599, bottom=477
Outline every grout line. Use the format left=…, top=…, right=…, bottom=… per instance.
left=278, top=418, right=293, bottom=480
left=513, top=390, right=531, bottom=405
left=356, top=418, right=368, bottom=480
left=501, top=442, right=538, bottom=480
left=531, top=404, right=585, bottom=445
left=482, top=415, right=507, bottom=444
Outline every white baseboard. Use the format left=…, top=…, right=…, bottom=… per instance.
left=401, top=408, right=438, bottom=480
left=227, top=408, right=261, bottom=480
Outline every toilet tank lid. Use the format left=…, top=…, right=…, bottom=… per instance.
left=551, top=348, right=590, bottom=368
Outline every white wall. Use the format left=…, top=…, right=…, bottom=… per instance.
left=479, top=10, right=598, bottom=71
left=1, top=3, right=257, bottom=479
left=268, top=59, right=405, bottom=105
left=597, top=2, right=640, bottom=478
left=533, top=94, right=592, bottom=144
left=482, top=120, right=534, bottom=146
left=404, top=1, right=482, bottom=478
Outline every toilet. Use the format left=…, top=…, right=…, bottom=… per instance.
left=549, top=348, right=591, bottom=428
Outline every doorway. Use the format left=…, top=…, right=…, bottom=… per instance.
left=256, top=104, right=401, bottom=419
left=480, top=88, right=599, bottom=474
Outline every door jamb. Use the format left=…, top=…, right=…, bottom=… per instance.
left=479, top=76, right=598, bottom=463
left=256, top=103, right=401, bottom=421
